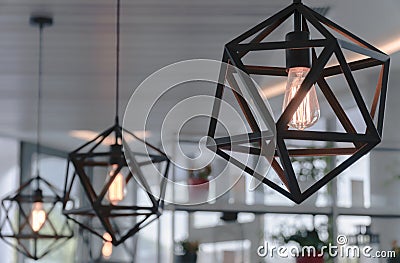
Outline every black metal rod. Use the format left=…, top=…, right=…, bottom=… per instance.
left=225, top=46, right=277, bottom=130
left=337, top=39, right=389, bottom=62
left=302, top=143, right=375, bottom=201
left=323, top=58, right=382, bottom=78
left=302, top=3, right=384, bottom=54
left=377, top=60, right=390, bottom=135
left=70, top=159, right=98, bottom=202
left=97, top=165, right=123, bottom=202
left=317, top=78, right=358, bottom=136
left=158, top=160, right=170, bottom=207
left=276, top=138, right=301, bottom=200
left=213, top=131, right=274, bottom=148
left=238, top=12, right=290, bottom=58
left=280, top=130, right=378, bottom=143
left=226, top=69, right=261, bottom=132
left=115, top=0, right=121, bottom=124
left=35, top=24, right=44, bottom=178
left=297, top=4, right=334, bottom=39
left=245, top=65, right=287, bottom=76
left=215, top=148, right=294, bottom=201
left=122, top=127, right=167, bottom=155
left=228, top=4, right=295, bottom=45
left=235, top=39, right=329, bottom=52
left=219, top=145, right=262, bottom=155
left=283, top=148, right=358, bottom=157
left=207, top=50, right=229, bottom=139
left=334, top=46, right=378, bottom=134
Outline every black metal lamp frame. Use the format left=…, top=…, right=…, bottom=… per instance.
left=207, top=0, right=390, bottom=204
left=63, top=121, right=170, bottom=246
left=0, top=176, right=74, bottom=260
left=62, top=0, right=170, bottom=246
left=0, top=15, right=74, bottom=260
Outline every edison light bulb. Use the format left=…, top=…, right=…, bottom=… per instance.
left=102, top=233, right=113, bottom=259
left=30, top=202, right=46, bottom=232
left=282, top=67, right=320, bottom=130
left=107, top=164, right=126, bottom=205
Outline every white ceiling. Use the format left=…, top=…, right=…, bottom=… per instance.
left=0, top=0, right=399, bottom=151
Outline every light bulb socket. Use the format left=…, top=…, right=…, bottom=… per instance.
left=33, top=189, right=43, bottom=202
left=285, top=31, right=311, bottom=69
left=109, top=144, right=123, bottom=165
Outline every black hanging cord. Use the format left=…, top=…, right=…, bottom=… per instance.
left=115, top=0, right=121, bottom=124
left=35, top=23, right=44, bottom=183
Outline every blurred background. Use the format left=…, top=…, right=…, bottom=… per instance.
left=1, top=0, right=400, bottom=262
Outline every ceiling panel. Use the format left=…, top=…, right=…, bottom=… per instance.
left=0, top=0, right=398, bottom=151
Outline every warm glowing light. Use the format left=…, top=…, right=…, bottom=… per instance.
left=102, top=233, right=113, bottom=259
left=107, top=164, right=126, bottom=205
left=69, top=130, right=151, bottom=145
left=376, top=37, right=400, bottom=56
left=30, top=202, right=46, bottom=232
left=282, top=67, right=320, bottom=130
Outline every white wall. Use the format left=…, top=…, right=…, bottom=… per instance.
left=369, top=66, right=400, bottom=253
left=0, top=137, right=19, bottom=263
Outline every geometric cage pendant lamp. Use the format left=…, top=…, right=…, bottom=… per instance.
left=62, top=0, right=170, bottom=246
left=0, top=16, right=74, bottom=260
left=207, top=0, right=390, bottom=204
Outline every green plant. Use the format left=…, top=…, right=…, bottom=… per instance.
left=388, top=241, right=400, bottom=263
left=188, top=165, right=212, bottom=180
left=177, top=240, right=199, bottom=254
left=278, top=229, right=327, bottom=251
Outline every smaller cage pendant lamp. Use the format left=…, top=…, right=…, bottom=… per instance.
left=63, top=0, right=170, bottom=246
left=207, top=0, right=390, bottom=204
left=0, top=16, right=74, bottom=260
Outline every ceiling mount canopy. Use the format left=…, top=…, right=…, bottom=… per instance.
left=0, top=15, right=74, bottom=260
left=63, top=0, right=170, bottom=246
left=207, top=0, right=390, bottom=204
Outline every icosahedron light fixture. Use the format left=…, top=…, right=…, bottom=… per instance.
left=207, top=0, right=390, bottom=204
left=62, top=0, right=170, bottom=246
left=0, top=176, right=74, bottom=260
left=0, top=15, right=74, bottom=260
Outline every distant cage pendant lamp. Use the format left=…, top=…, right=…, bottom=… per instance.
left=0, top=16, right=74, bottom=260
left=207, top=0, right=390, bottom=203
left=62, top=0, right=170, bottom=246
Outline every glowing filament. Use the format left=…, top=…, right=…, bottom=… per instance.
left=107, top=164, right=126, bottom=205
left=30, top=202, right=46, bottom=232
left=282, top=67, right=320, bottom=130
